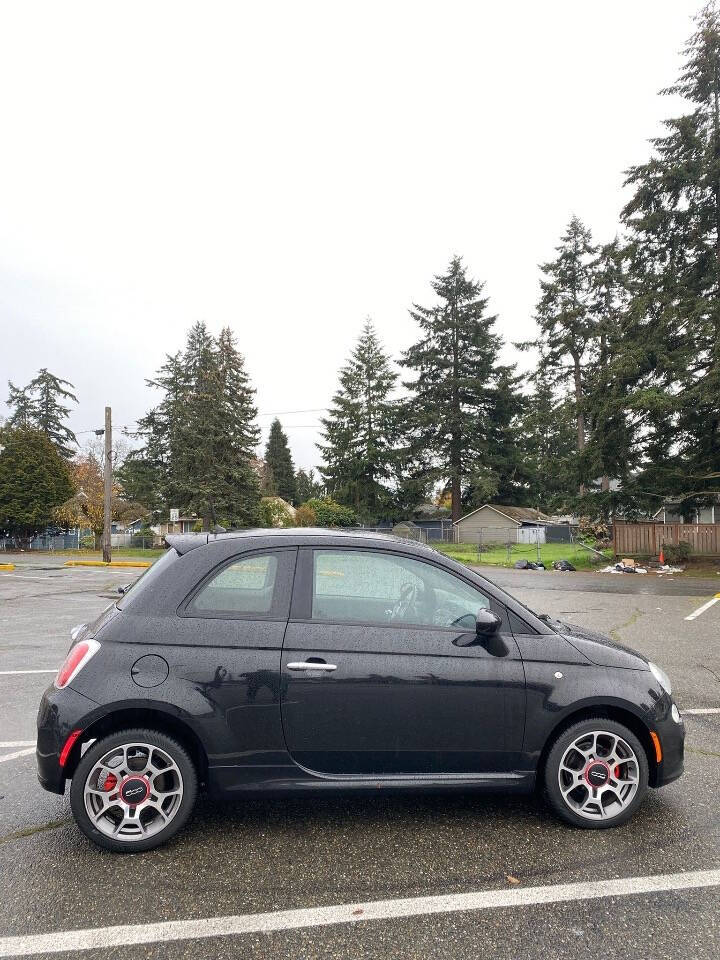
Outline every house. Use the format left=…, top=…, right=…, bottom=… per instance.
left=453, top=504, right=552, bottom=545
left=154, top=515, right=200, bottom=537
left=652, top=497, right=720, bottom=524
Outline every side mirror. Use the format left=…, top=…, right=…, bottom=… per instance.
left=476, top=608, right=502, bottom=638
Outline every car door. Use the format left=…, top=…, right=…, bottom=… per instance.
left=176, top=547, right=297, bottom=781
left=280, top=546, right=525, bottom=777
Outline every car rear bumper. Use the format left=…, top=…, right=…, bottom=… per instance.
left=36, top=683, right=99, bottom=795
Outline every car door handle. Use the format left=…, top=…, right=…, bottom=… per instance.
left=287, top=661, right=337, bottom=672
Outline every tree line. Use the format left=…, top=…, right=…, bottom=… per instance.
left=2, top=3, right=720, bottom=536
left=323, top=3, right=720, bottom=524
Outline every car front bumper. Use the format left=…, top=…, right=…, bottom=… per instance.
left=651, top=702, right=685, bottom=788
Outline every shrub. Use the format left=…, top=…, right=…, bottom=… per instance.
left=662, top=540, right=691, bottom=564
left=295, top=504, right=317, bottom=527
left=260, top=497, right=294, bottom=528
left=305, top=497, right=357, bottom=527
left=80, top=535, right=95, bottom=549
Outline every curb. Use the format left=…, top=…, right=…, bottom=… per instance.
left=63, top=560, right=152, bottom=569
left=0, top=563, right=15, bottom=571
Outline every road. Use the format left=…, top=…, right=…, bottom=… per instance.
left=0, top=555, right=718, bottom=959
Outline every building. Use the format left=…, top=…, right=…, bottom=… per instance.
left=154, top=515, right=200, bottom=537
left=453, top=504, right=552, bottom=545
left=652, top=497, right=720, bottom=524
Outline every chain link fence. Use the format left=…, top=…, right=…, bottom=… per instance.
left=0, top=534, right=157, bottom=552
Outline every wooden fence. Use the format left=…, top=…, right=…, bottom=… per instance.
left=613, top=522, right=720, bottom=557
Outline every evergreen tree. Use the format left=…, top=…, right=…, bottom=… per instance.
left=118, top=408, right=169, bottom=519
left=399, top=256, right=512, bottom=524
left=582, top=239, right=637, bottom=496
left=6, top=369, right=78, bottom=458
left=6, top=382, right=34, bottom=427
left=129, top=324, right=261, bottom=528
left=214, top=326, right=262, bottom=526
left=481, top=367, right=530, bottom=506
left=0, top=426, right=74, bottom=544
left=319, top=320, right=398, bottom=522
left=295, top=468, right=323, bottom=503
left=519, top=218, right=598, bottom=495
left=264, top=419, right=297, bottom=504
left=621, top=2, right=720, bottom=502
left=518, top=364, right=578, bottom=510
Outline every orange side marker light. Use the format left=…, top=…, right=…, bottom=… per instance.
left=650, top=731, right=663, bottom=763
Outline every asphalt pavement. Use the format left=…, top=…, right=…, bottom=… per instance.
left=0, top=555, right=718, bottom=959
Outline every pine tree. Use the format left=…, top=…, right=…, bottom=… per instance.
left=213, top=326, right=261, bottom=526
left=319, top=320, right=398, bottom=522
left=519, top=218, right=598, bottom=495
left=518, top=364, right=578, bottom=510
left=399, top=256, right=511, bottom=524
left=0, top=426, right=74, bottom=544
left=621, top=2, right=720, bottom=502
left=6, top=369, right=78, bottom=458
left=582, top=240, right=637, bottom=497
left=264, top=419, right=297, bottom=504
left=295, top=468, right=323, bottom=503
left=6, top=382, right=35, bottom=427
left=128, top=324, right=261, bottom=528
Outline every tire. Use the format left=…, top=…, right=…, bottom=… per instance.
left=543, top=718, right=649, bottom=829
left=70, top=728, right=198, bottom=852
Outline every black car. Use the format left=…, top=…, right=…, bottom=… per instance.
left=37, top=529, right=684, bottom=852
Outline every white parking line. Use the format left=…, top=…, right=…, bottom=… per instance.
left=0, top=670, right=56, bottom=676
left=685, top=594, right=720, bottom=620
left=0, top=747, right=35, bottom=764
left=0, top=741, right=35, bottom=748
left=0, top=868, right=718, bottom=957
left=683, top=708, right=720, bottom=715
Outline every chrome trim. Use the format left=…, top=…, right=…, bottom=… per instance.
left=287, top=661, right=337, bottom=672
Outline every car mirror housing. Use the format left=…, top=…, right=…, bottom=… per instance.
left=476, top=609, right=502, bottom=638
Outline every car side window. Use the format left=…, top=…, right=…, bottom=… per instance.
left=312, top=549, right=490, bottom=629
left=187, top=551, right=293, bottom=618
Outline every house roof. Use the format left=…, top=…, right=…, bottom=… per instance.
left=453, top=504, right=552, bottom=526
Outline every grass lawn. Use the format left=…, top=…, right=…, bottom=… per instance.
left=434, top=540, right=613, bottom=571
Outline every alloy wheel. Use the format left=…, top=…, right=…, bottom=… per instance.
left=83, top=741, right=184, bottom=842
left=557, top=730, right=640, bottom=822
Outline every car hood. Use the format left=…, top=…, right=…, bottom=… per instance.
left=545, top=617, right=649, bottom=670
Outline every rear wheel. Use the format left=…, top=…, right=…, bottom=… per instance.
left=543, top=718, right=649, bottom=829
left=70, top=728, right=197, bottom=852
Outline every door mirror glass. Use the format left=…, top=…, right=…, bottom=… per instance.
left=476, top=609, right=502, bottom=638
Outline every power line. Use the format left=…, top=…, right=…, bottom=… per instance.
left=72, top=407, right=329, bottom=437
left=257, top=407, right=327, bottom=417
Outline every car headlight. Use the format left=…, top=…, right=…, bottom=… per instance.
left=648, top=661, right=672, bottom=696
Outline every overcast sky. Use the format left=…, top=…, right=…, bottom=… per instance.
left=0, top=1, right=696, bottom=470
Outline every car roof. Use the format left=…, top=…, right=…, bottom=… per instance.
left=165, top=527, right=435, bottom=556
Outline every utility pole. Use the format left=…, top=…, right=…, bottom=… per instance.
left=102, top=406, right=112, bottom=564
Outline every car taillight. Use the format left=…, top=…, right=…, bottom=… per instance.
left=55, top=638, right=100, bottom=689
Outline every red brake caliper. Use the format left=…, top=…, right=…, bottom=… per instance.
left=103, top=773, right=118, bottom=793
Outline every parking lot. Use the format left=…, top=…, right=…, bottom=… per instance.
left=0, top=556, right=718, bottom=959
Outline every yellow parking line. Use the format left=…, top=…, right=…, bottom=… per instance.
left=63, top=560, right=152, bottom=569
left=0, top=563, right=15, bottom=571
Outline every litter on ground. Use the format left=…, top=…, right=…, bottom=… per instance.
left=599, top=563, right=683, bottom=575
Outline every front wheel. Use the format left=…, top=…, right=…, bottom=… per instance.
left=543, top=718, right=649, bottom=829
left=70, top=728, right=197, bottom=852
